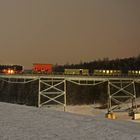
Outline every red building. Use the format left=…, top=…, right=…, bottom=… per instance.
left=32, top=63, right=53, bottom=73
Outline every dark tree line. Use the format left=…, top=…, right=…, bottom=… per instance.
left=54, top=56, right=140, bottom=73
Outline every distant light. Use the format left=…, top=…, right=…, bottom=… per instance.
left=10, top=70, right=14, bottom=74
left=7, top=69, right=15, bottom=74
left=106, top=70, right=109, bottom=74
left=7, top=69, right=11, bottom=74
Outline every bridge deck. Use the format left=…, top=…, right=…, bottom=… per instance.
left=0, top=74, right=140, bottom=81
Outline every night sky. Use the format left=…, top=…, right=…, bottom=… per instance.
left=0, top=0, right=140, bottom=68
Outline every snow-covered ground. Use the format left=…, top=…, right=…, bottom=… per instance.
left=0, top=102, right=140, bottom=140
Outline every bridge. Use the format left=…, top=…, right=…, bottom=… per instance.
left=0, top=74, right=140, bottom=113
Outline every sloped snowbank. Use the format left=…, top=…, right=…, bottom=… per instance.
left=0, top=102, right=140, bottom=140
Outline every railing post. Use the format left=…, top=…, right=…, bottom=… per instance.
left=64, top=79, right=67, bottom=112
left=107, top=80, right=111, bottom=113
left=38, top=78, right=41, bottom=107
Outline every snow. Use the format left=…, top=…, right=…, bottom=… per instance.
left=0, top=102, right=140, bottom=140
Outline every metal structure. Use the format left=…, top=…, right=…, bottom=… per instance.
left=107, top=79, right=137, bottom=113
left=38, top=77, right=66, bottom=111
left=0, top=74, right=139, bottom=113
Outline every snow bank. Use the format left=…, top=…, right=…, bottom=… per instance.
left=0, top=102, right=140, bottom=140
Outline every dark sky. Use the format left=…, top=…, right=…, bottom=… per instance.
left=0, top=0, right=140, bottom=68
